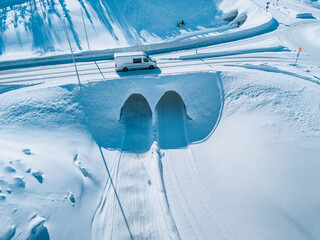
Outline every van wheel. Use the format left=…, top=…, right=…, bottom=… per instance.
left=149, top=65, right=155, bottom=69
left=123, top=67, right=128, bottom=72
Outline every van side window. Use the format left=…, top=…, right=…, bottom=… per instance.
left=133, top=58, right=142, bottom=63
left=143, top=58, right=149, bottom=62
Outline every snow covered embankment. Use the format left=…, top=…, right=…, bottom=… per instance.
left=0, top=72, right=223, bottom=239
left=80, top=72, right=223, bottom=238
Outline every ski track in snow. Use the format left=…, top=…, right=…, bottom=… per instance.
left=162, top=148, right=234, bottom=240
left=91, top=147, right=180, bottom=240
left=91, top=89, right=181, bottom=239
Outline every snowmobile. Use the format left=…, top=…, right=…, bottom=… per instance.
left=177, top=20, right=185, bottom=27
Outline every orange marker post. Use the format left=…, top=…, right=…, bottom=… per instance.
left=295, top=47, right=302, bottom=65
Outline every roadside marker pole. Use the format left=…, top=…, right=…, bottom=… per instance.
left=294, top=53, right=300, bottom=65
left=62, top=15, right=82, bottom=89
left=295, top=47, right=302, bottom=65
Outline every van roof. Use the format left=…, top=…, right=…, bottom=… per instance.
left=114, top=51, right=147, bottom=58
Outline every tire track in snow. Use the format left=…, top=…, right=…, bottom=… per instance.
left=155, top=72, right=234, bottom=239
left=91, top=94, right=179, bottom=239
left=0, top=39, right=314, bottom=87
left=91, top=150, right=133, bottom=240
left=0, top=54, right=297, bottom=86
left=92, top=149, right=180, bottom=239
left=163, top=148, right=235, bottom=239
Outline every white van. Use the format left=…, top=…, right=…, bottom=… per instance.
left=114, top=52, right=157, bottom=72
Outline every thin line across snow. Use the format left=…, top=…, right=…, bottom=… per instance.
left=93, top=147, right=134, bottom=240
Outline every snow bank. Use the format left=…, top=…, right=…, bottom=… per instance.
left=0, top=84, right=107, bottom=239
left=191, top=70, right=320, bottom=240
left=74, top=72, right=222, bottom=152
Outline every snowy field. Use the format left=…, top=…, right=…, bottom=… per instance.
left=0, top=0, right=320, bottom=239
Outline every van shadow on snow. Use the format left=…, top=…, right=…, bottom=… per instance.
left=116, top=68, right=162, bottom=78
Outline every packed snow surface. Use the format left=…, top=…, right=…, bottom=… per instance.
left=0, top=0, right=320, bottom=239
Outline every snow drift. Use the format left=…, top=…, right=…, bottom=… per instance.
left=75, top=72, right=222, bottom=152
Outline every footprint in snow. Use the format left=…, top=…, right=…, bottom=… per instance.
left=27, top=215, right=50, bottom=240
left=4, top=165, right=16, bottom=173
left=31, top=171, right=43, bottom=184
left=0, top=194, right=6, bottom=201
left=73, top=154, right=88, bottom=177
left=11, top=177, right=25, bottom=188
left=24, top=167, right=44, bottom=184
left=0, top=222, right=16, bottom=240
left=67, top=192, right=76, bottom=206
left=23, top=149, right=32, bottom=155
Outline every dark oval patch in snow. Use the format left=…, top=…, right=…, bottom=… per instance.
left=4, top=166, right=16, bottom=173
left=31, top=171, right=43, bottom=184
left=12, top=177, right=25, bottom=188
left=223, top=10, right=239, bottom=22
left=156, top=91, right=188, bottom=149
left=27, top=216, right=50, bottom=240
left=231, top=14, right=248, bottom=27
left=23, top=149, right=32, bottom=155
left=296, top=13, right=316, bottom=19
left=120, top=94, right=152, bottom=153
left=0, top=194, right=6, bottom=200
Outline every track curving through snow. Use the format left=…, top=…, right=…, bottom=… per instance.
left=90, top=93, right=181, bottom=240
left=153, top=72, right=232, bottom=239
